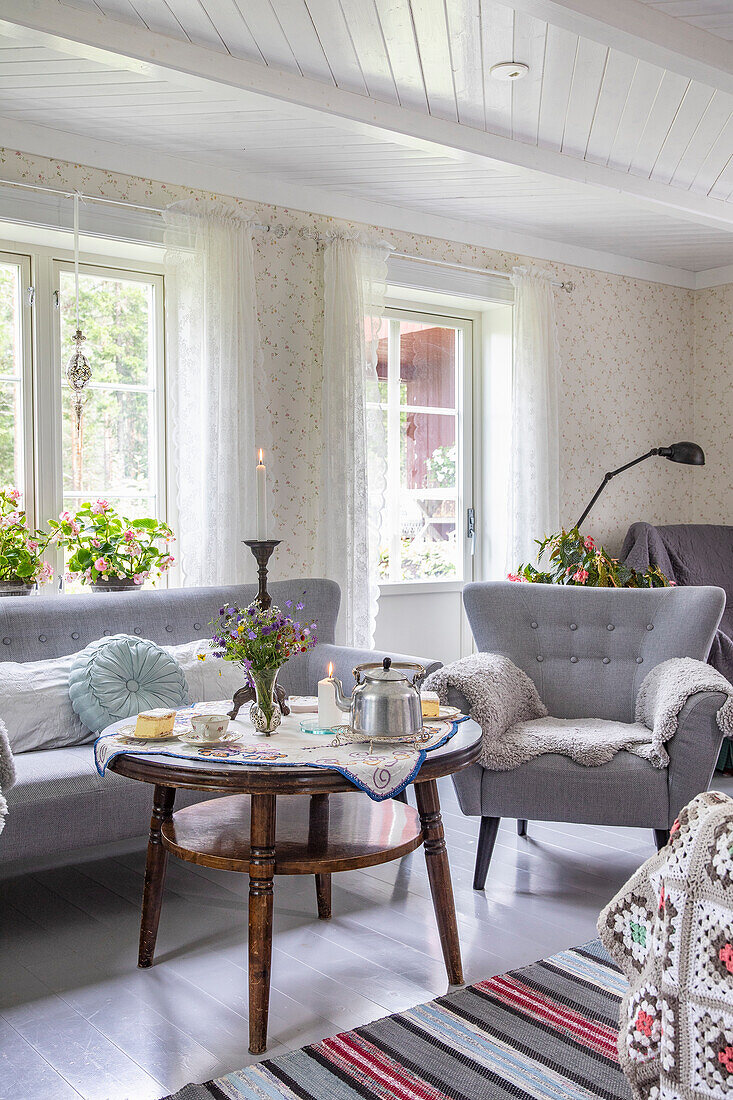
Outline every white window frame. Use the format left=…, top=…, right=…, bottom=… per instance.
left=0, top=250, right=35, bottom=519
left=377, top=302, right=474, bottom=595
left=0, top=232, right=169, bottom=585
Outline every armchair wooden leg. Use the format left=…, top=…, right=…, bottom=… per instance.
left=517, top=819, right=528, bottom=837
left=473, top=816, right=500, bottom=891
left=653, top=829, right=670, bottom=851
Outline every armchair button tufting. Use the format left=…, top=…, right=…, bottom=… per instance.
left=607, top=624, right=615, bottom=631
left=103, top=629, right=111, bottom=636
left=2, top=638, right=9, bottom=646
left=646, top=624, right=654, bottom=631
left=636, top=657, right=644, bottom=664
left=530, top=621, right=538, bottom=629
left=38, top=634, right=46, bottom=642
left=165, top=625, right=173, bottom=633
left=569, top=623, right=577, bottom=630
left=536, top=655, right=544, bottom=662
left=194, top=623, right=201, bottom=631
left=570, top=656, right=578, bottom=663
left=134, top=628, right=142, bottom=635
left=602, top=657, right=610, bottom=664
left=71, top=632, right=79, bottom=640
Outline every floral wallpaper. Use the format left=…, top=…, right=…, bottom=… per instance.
left=0, top=145, right=715, bottom=574
left=693, top=286, right=733, bottom=524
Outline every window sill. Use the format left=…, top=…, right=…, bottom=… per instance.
left=378, top=580, right=465, bottom=596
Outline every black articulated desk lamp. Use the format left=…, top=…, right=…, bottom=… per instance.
left=576, top=441, right=705, bottom=529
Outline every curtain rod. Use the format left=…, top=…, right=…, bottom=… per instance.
left=390, top=250, right=574, bottom=292
left=0, top=177, right=574, bottom=290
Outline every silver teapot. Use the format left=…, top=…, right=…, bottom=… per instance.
left=333, top=657, right=426, bottom=740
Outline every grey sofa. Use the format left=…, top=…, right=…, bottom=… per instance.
left=451, top=582, right=727, bottom=890
left=1, top=579, right=440, bottom=870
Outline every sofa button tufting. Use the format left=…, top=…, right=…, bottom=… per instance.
left=2, top=638, right=9, bottom=646
left=570, top=656, right=578, bottom=663
left=71, top=632, right=79, bottom=640
left=194, top=622, right=201, bottom=631
left=646, top=624, right=654, bottom=631
left=165, top=625, right=173, bottom=633
left=38, top=634, right=46, bottom=642
left=103, top=629, right=111, bottom=636
left=134, top=627, right=142, bottom=635
left=536, top=655, right=544, bottom=663
left=602, top=657, right=610, bottom=664
left=607, top=624, right=615, bottom=631
left=530, top=621, right=538, bottom=629
left=569, top=623, right=577, bottom=630
left=636, top=657, right=644, bottom=664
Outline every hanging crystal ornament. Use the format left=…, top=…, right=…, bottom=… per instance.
left=65, top=193, right=91, bottom=436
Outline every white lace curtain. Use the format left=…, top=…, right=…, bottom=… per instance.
left=164, top=202, right=263, bottom=585
left=321, top=236, right=389, bottom=647
left=508, top=267, right=561, bottom=570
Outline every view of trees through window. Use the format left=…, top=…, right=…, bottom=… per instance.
left=374, top=313, right=464, bottom=583
left=0, top=261, right=25, bottom=495
left=59, top=267, right=160, bottom=520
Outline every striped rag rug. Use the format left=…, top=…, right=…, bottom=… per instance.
left=164, top=940, right=630, bottom=1100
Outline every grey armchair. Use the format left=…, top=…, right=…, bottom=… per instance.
left=452, top=582, right=727, bottom=890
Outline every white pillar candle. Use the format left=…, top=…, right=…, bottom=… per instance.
left=318, top=663, right=343, bottom=729
left=256, top=449, right=267, bottom=541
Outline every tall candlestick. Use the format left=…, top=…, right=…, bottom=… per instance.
left=318, top=662, right=343, bottom=729
left=256, top=449, right=267, bottom=541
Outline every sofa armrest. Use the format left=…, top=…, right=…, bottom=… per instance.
left=666, top=689, right=728, bottom=826
left=306, top=643, right=441, bottom=695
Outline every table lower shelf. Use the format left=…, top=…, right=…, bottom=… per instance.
left=161, top=792, right=424, bottom=874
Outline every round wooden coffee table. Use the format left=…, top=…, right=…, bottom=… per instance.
left=109, top=719, right=481, bottom=1053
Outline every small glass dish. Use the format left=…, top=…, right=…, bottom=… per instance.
left=300, top=719, right=344, bottom=736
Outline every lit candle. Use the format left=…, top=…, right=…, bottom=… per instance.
left=318, top=662, right=342, bottom=729
left=256, top=449, right=267, bottom=541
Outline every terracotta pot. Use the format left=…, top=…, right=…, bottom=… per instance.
left=0, top=581, right=33, bottom=597
left=91, top=578, right=141, bottom=593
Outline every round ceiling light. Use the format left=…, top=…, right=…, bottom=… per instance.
left=490, top=61, right=529, bottom=81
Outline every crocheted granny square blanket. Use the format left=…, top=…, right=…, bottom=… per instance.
left=598, top=791, right=733, bottom=1100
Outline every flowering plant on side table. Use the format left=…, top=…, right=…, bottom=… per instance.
left=510, top=527, right=672, bottom=588
left=48, top=499, right=175, bottom=590
left=0, top=487, right=53, bottom=593
left=210, top=599, right=318, bottom=734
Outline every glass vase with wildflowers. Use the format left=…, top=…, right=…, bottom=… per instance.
left=210, top=599, right=318, bottom=732
left=0, top=488, right=53, bottom=590
left=48, top=500, right=175, bottom=588
left=509, top=527, right=672, bottom=588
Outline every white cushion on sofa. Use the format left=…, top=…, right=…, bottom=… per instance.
left=0, top=652, right=90, bottom=754
left=162, top=639, right=244, bottom=704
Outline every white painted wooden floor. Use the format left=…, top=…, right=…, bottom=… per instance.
left=3, top=774, right=732, bottom=1100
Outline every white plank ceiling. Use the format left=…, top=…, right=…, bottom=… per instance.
left=1, top=0, right=733, bottom=277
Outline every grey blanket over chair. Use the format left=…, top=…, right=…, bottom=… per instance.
left=0, top=717, right=15, bottom=837
left=425, top=653, right=733, bottom=773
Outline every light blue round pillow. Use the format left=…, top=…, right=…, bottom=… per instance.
left=69, top=633, right=190, bottom=733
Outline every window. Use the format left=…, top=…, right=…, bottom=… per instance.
left=0, top=232, right=167, bottom=585
left=374, top=307, right=472, bottom=585
left=56, top=262, right=164, bottom=519
left=0, top=251, right=32, bottom=505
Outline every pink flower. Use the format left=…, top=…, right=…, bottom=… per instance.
left=91, top=499, right=109, bottom=515
left=669, top=580, right=677, bottom=586
left=160, top=555, right=175, bottom=572
left=4, top=487, right=20, bottom=501
left=506, top=572, right=527, bottom=583
left=91, top=538, right=101, bottom=548
left=59, top=510, right=71, bottom=523
left=65, top=571, right=75, bottom=583
left=94, top=557, right=109, bottom=572
left=123, top=528, right=136, bottom=542
left=583, top=536, right=595, bottom=550
left=68, top=520, right=80, bottom=536
left=572, top=568, right=589, bottom=584
left=133, top=573, right=145, bottom=585
left=27, top=539, right=38, bottom=552
left=36, top=561, right=53, bottom=584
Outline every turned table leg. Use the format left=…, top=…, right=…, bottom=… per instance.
left=138, top=784, right=175, bottom=968
left=415, top=779, right=464, bottom=986
left=309, top=793, right=331, bottom=920
left=249, top=792, right=277, bottom=1054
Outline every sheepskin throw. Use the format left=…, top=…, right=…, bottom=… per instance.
left=423, top=654, right=547, bottom=770
left=598, top=791, right=733, bottom=1100
left=635, top=657, right=733, bottom=768
left=0, top=715, right=16, bottom=837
